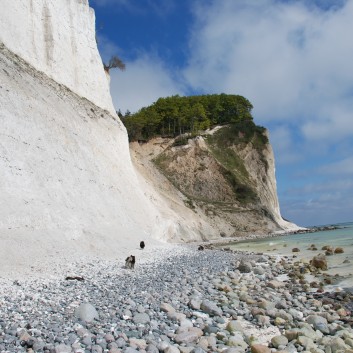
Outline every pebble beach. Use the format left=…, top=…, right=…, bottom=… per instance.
left=0, top=245, right=352, bottom=353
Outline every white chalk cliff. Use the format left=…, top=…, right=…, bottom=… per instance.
left=0, top=0, right=195, bottom=274
left=0, top=0, right=115, bottom=114
left=0, top=0, right=299, bottom=273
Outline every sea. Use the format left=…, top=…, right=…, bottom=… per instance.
left=227, top=221, right=353, bottom=291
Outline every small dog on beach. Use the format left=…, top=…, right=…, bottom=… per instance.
left=125, top=255, right=136, bottom=269
left=140, top=241, right=145, bottom=249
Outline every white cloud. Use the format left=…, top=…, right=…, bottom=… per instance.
left=183, top=0, right=353, bottom=145
left=319, top=156, right=353, bottom=175
left=269, top=125, right=302, bottom=165
left=94, top=0, right=353, bottom=226
left=109, top=54, right=186, bottom=113
left=280, top=177, right=353, bottom=226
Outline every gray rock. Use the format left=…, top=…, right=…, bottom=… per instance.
left=116, top=337, right=127, bottom=348
left=326, top=337, right=349, bottom=353
left=104, top=334, right=115, bottom=343
left=271, top=335, right=288, bottom=348
left=157, top=341, right=170, bottom=351
left=165, top=345, right=181, bottom=353
left=226, top=321, right=244, bottom=334
left=124, top=348, right=140, bottom=353
left=238, top=260, right=252, bottom=273
left=297, top=336, right=316, bottom=350
left=297, top=323, right=318, bottom=340
left=160, top=303, right=175, bottom=313
left=306, top=315, right=329, bottom=334
left=54, top=344, right=72, bottom=353
left=174, top=331, right=201, bottom=344
left=146, top=344, right=159, bottom=353
left=91, top=345, right=103, bottom=353
left=132, top=313, right=150, bottom=324
left=200, top=300, right=222, bottom=316
left=227, top=334, right=248, bottom=349
left=190, top=348, right=207, bottom=353
left=189, top=298, right=201, bottom=310
left=203, top=325, right=218, bottom=334
left=288, top=308, right=304, bottom=321
left=256, top=315, right=270, bottom=327
left=108, top=348, right=122, bottom=353
left=32, top=340, right=45, bottom=351
left=74, top=303, right=99, bottom=322
left=253, top=266, right=265, bottom=275
left=276, top=309, right=293, bottom=322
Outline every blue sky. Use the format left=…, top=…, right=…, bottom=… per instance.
left=90, top=0, right=353, bottom=227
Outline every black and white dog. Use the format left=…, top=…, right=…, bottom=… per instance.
left=125, top=255, right=136, bottom=269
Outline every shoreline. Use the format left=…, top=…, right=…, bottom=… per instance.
left=198, top=225, right=342, bottom=249
left=0, top=244, right=352, bottom=353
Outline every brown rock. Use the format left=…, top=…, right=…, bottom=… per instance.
left=336, top=307, right=349, bottom=317
left=292, top=248, right=300, bottom=252
left=251, top=344, right=271, bottom=353
left=128, top=338, right=147, bottom=350
left=322, top=246, right=334, bottom=255
left=160, top=303, right=176, bottom=313
left=267, top=280, right=286, bottom=289
left=334, top=247, right=344, bottom=254
left=310, top=253, right=328, bottom=270
left=285, top=329, right=299, bottom=341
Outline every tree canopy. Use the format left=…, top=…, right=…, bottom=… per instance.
left=121, top=94, right=254, bottom=141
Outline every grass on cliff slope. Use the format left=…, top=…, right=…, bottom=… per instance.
left=206, top=120, right=268, bottom=150
left=205, top=122, right=267, bottom=204
left=154, top=124, right=261, bottom=206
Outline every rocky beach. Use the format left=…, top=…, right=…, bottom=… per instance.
left=0, top=245, right=352, bottom=353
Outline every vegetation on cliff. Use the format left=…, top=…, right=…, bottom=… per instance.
left=123, top=94, right=270, bottom=208
left=120, top=94, right=254, bottom=141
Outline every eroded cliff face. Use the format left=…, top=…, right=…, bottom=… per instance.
left=0, top=44, right=173, bottom=269
left=131, top=126, right=298, bottom=239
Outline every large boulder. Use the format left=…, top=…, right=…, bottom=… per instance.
left=306, top=315, right=329, bottom=334
left=310, top=254, right=328, bottom=270
left=237, top=260, right=253, bottom=273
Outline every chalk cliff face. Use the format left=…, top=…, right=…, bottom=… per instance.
left=0, top=0, right=183, bottom=271
left=0, top=0, right=115, bottom=114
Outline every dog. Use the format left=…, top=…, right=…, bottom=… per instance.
left=140, top=241, right=145, bottom=249
left=125, top=255, right=136, bottom=269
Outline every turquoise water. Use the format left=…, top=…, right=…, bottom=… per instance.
left=229, top=222, right=353, bottom=290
